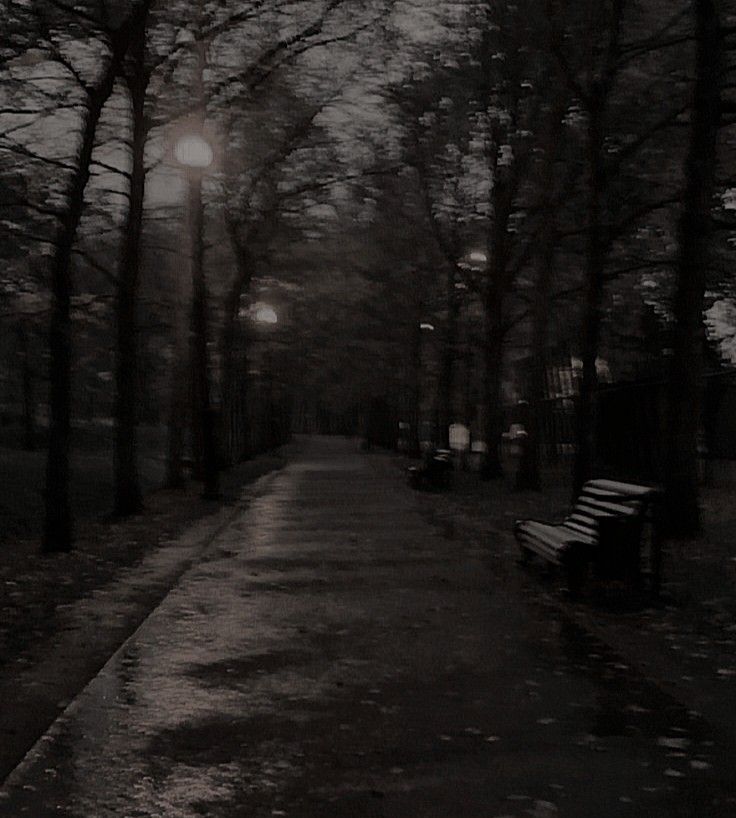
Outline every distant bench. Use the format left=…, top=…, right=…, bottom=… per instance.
left=407, top=448, right=453, bottom=490
left=514, top=479, right=661, bottom=594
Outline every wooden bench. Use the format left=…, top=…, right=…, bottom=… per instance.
left=514, top=479, right=660, bottom=594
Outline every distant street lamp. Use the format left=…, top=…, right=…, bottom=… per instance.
left=462, top=248, right=489, bottom=472
left=253, top=303, right=278, bottom=325
left=415, top=320, right=437, bottom=450
left=468, top=250, right=488, bottom=267
left=250, top=303, right=279, bottom=448
left=174, top=135, right=214, bottom=169
left=174, top=131, right=219, bottom=500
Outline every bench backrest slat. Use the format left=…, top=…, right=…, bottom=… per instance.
left=584, top=479, right=658, bottom=500
left=516, top=480, right=659, bottom=586
left=564, top=519, right=600, bottom=539
left=575, top=496, right=640, bottom=517
left=564, top=483, right=649, bottom=544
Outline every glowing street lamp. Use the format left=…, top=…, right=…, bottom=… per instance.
left=468, top=250, right=488, bottom=267
left=249, top=303, right=279, bottom=447
left=174, top=134, right=214, bottom=169
left=253, top=303, right=278, bottom=325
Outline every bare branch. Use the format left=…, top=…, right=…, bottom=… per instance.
left=71, top=246, right=117, bottom=283
left=606, top=102, right=689, bottom=172
left=209, top=0, right=358, bottom=101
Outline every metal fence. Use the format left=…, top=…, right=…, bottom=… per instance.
left=533, top=370, right=736, bottom=482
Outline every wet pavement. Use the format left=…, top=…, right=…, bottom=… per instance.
left=2, top=437, right=735, bottom=817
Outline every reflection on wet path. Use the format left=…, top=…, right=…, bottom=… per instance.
left=1, top=437, right=735, bottom=816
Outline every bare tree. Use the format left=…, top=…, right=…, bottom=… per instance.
left=39, top=1, right=150, bottom=551
left=547, top=0, right=691, bottom=491
left=113, top=0, right=154, bottom=516
left=665, top=0, right=723, bottom=535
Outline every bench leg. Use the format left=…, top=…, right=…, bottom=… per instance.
left=564, top=554, right=588, bottom=597
left=513, top=525, right=532, bottom=565
left=650, top=530, right=663, bottom=597
left=518, top=544, right=533, bottom=564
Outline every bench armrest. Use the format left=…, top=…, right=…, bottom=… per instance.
left=514, top=516, right=567, bottom=532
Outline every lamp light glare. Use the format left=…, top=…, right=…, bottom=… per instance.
left=254, top=304, right=278, bottom=325
left=174, top=135, right=214, bottom=168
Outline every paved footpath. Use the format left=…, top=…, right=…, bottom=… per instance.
left=2, top=437, right=735, bottom=817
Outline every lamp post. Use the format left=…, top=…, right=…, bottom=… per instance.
left=466, top=247, right=505, bottom=479
left=417, top=321, right=435, bottom=450
left=251, top=302, right=279, bottom=450
left=458, top=250, right=487, bottom=467
left=174, top=133, right=219, bottom=499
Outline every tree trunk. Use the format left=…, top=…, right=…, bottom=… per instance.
left=44, top=75, right=119, bottom=552
left=166, top=336, right=188, bottom=487
left=220, top=285, right=249, bottom=466
left=220, top=297, right=238, bottom=467
left=18, top=325, right=36, bottom=451
left=481, top=175, right=512, bottom=480
left=113, top=25, right=149, bottom=517
left=45, top=225, right=74, bottom=553
left=166, top=226, right=189, bottom=487
left=410, top=306, right=423, bottom=455
left=437, top=265, right=458, bottom=448
left=665, top=0, right=721, bottom=535
left=516, top=101, right=568, bottom=491
left=189, top=172, right=219, bottom=499
left=573, top=104, right=606, bottom=494
left=481, top=293, right=505, bottom=479
left=516, top=237, right=555, bottom=491
left=221, top=221, right=253, bottom=466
